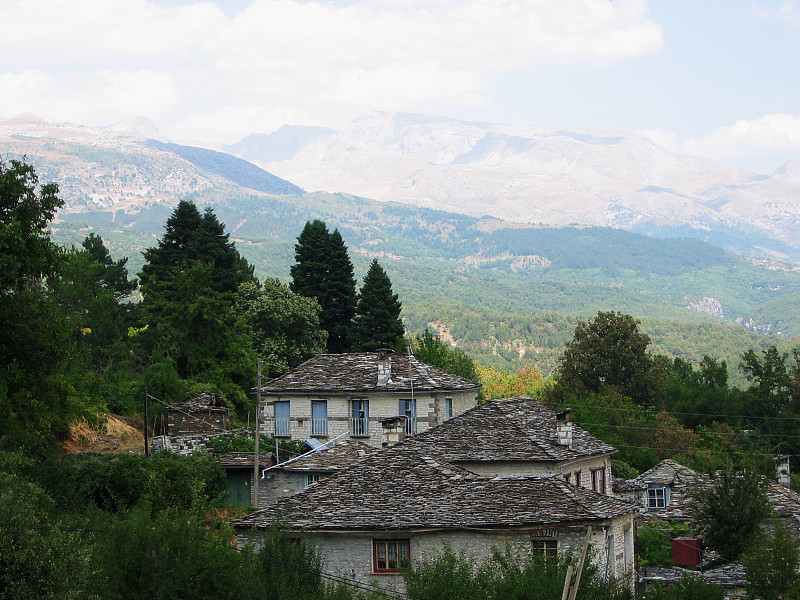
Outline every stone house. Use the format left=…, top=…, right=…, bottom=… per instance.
left=613, top=459, right=703, bottom=519
left=409, top=397, right=617, bottom=495
left=165, top=391, right=230, bottom=435
left=235, top=398, right=637, bottom=593
left=257, top=350, right=481, bottom=448
left=258, top=438, right=377, bottom=509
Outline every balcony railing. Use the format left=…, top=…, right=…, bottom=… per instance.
left=274, top=417, right=290, bottom=437
left=350, top=417, right=369, bottom=436
left=311, top=417, right=328, bottom=436
left=403, top=416, right=417, bottom=436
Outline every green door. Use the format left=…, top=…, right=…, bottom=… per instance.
left=225, top=470, right=251, bottom=507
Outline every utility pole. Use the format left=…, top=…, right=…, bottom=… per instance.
left=253, top=359, right=262, bottom=508
left=143, top=387, right=149, bottom=457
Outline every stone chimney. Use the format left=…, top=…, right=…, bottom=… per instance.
left=377, top=349, right=392, bottom=387
left=380, top=416, right=406, bottom=447
left=776, top=455, right=791, bottom=487
left=556, top=408, right=573, bottom=448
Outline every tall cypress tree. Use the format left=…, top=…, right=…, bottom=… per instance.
left=290, top=221, right=356, bottom=353
left=352, top=259, right=405, bottom=352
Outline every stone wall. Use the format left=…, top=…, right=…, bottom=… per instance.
left=237, top=516, right=635, bottom=593
left=262, top=391, right=478, bottom=448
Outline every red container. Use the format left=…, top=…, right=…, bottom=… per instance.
left=672, top=537, right=702, bottom=566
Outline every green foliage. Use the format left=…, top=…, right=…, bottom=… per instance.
left=742, top=521, right=800, bottom=600
left=290, top=221, right=357, bottom=353
left=692, top=466, right=772, bottom=561
left=0, top=472, right=91, bottom=599
left=351, top=259, right=405, bottom=351
left=35, top=452, right=226, bottom=515
left=236, top=279, right=326, bottom=378
left=207, top=435, right=307, bottom=458
left=552, top=311, right=661, bottom=406
left=0, top=158, right=64, bottom=292
left=403, top=542, right=633, bottom=600
left=740, top=345, right=793, bottom=420
left=635, top=520, right=695, bottom=567
left=642, top=576, right=725, bottom=600
left=412, top=328, right=480, bottom=385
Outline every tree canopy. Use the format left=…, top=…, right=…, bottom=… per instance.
left=290, top=220, right=357, bottom=353
left=351, top=259, right=405, bottom=351
left=551, top=311, right=660, bottom=406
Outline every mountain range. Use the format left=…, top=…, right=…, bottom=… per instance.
left=227, top=112, right=800, bottom=263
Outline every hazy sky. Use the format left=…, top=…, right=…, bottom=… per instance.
left=0, top=0, right=798, bottom=172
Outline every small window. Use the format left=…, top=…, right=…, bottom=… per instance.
left=373, top=539, right=410, bottom=573
left=304, top=473, right=324, bottom=487
left=531, top=539, right=557, bottom=559
left=574, top=470, right=581, bottom=487
left=444, top=397, right=452, bottom=420
left=564, top=473, right=571, bottom=484
left=591, top=467, right=606, bottom=494
left=647, top=487, right=667, bottom=509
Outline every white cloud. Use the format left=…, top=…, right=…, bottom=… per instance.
left=0, top=0, right=662, bottom=142
left=683, top=114, right=800, bottom=163
left=752, top=1, right=800, bottom=25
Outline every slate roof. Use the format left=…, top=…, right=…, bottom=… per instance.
left=257, top=351, right=481, bottom=394
left=628, top=459, right=708, bottom=519
left=404, top=397, right=615, bottom=463
left=269, top=439, right=377, bottom=473
left=766, top=481, right=800, bottom=534
left=167, top=391, right=228, bottom=412
left=235, top=439, right=633, bottom=532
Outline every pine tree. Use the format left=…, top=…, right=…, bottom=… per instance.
left=352, top=259, right=405, bottom=352
left=290, top=221, right=356, bottom=353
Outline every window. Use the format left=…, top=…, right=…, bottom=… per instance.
left=274, top=401, right=290, bottom=436
left=591, top=467, right=606, bottom=494
left=373, top=539, right=410, bottom=573
left=574, top=470, right=581, bottom=487
left=444, top=397, right=452, bottom=420
left=311, top=400, right=327, bottom=436
left=647, top=486, right=668, bottom=509
left=399, top=399, right=416, bottom=435
left=564, top=473, right=571, bottom=484
left=531, top=539, right=558, bottom=559
left=351, top=399, right=369, bottom=436
left=304, top=473, right=324, bottom=487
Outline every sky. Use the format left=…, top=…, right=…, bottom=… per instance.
left=0, top=0, right=798, bottom=173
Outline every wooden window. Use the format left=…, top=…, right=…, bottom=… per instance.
left=373, top=539, right=410, bottom=573
left=311, top=400, right=327, bottom=436
left=564, top=473, right=571, bottom=484
left=444, top=397, right=452, bottom=420
left=274, top=401, right=290, bottom=437
left=574, top=470, right=581, bottom=487
left=647, top=486, right=667, bottom=509
left=591, top=467, right=606, bottom=493
left=351, top=399, right=369, bottom=436
left=531, top=539, right=558, bottom=559
left=304, top=473, right=324, bottom=487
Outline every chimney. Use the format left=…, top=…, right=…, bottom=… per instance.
left=776, top=455, right=791, bottom=487
left=556, top=408, right=573, bottom=448
left=377, top=349, right=391, bottom=387
left=380, top=416, right=406, bottom=447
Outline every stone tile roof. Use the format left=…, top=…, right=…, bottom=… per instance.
left=767, top=482, right=800, bottom=533
left=167, top=391, right=228, bottom=412
left=404, top=397, right=615, bottom=463
left=235, top=441, right=634, bottom=532
left=217, top=452, right=272, bottom=469
left=257, top=351, right=481, bottom=394
left=630, top=459, right=708, bottom=520
left=270, top=439, right=377, bottom=472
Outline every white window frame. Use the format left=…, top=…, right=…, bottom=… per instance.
left=304, top=473, right=324, bottom=487
left=647, top=486, right=668, bottom=509
left=311, top=400, right=328, bottom=436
